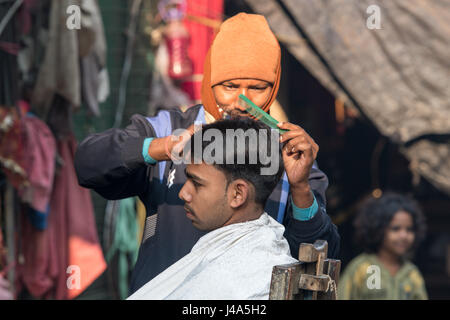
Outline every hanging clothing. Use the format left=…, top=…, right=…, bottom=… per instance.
left=32, top=0, right=109, bottom=119
left=81, top=53, right=109, bottom=117
left=105, top=197, right=139, bottom=300
left=16, top=206, right=55, bottom=298
left=17, top=134, right=106, bottom=299
left=49, top=135, right=106, bottom=299
left=18, top=112, right=56, bottom=230
left=31, top=0, right=82, bottom=119
left=80, top=0, right=109, bottom=117
left=147, top=42, right=192, bottom=115
left=181, top=0, right=223, bottom=103
left=128, top=212, right=297, bottom=300
left=338, top=253, right=428, bottom=300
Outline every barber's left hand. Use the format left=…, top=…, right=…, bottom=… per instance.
left=277, top=122, right=319, bottom=188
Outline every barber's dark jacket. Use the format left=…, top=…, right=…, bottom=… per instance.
left=74, top=105, right=340, bottom=294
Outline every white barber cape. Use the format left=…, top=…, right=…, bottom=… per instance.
left=128, top=212, right=297, bottom=300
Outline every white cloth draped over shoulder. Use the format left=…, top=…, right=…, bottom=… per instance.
left=127, top=212, right=297, bottom=300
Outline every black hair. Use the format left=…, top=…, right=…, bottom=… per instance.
left=187, top=117, right=284, bottom=206
left=353, top=191, right=426, bottom=253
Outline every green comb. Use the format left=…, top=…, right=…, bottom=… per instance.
left=238, top=94, right=288, bottom=133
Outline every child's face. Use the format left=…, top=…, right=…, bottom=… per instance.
left=381, top=210, right=415, bottom=257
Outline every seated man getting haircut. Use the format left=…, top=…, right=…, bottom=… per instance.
left=128, top=118, right=297, bottom=300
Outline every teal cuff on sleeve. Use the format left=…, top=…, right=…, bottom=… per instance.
left=292, top=195, right=318, bottom=221
left=142, top=137, right=157, bottom=164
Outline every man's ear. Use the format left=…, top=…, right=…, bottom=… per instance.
left=228, top=179, right=251, bottom=209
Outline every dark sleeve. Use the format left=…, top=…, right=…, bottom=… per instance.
left=74, top=114, right=155, bottom=200
left=283, top=164, right=341, bottom=259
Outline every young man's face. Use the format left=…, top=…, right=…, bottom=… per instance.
left=212, top=79, right=273, bottom=118
left=178, top=163, right=233, bottom=231
left=381, top=210, right=415, bottom=257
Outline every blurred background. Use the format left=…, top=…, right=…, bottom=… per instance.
left=0, top=0, right=449, bottom=299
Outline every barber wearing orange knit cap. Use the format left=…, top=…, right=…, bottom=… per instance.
left=75, top=13, right=340, bottom=295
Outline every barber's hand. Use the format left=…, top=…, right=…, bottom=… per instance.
left=148, top=123, right=201, bottom=162
left=165, top=123, right=200, bottom=161
left=277, top=122, right=319, bottom=188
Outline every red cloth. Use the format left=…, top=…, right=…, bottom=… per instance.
left=181, top=0, right=223, bottom=103
left=13, top=110, right=56, bottom=296
left=50, top=135, right=106, bottom=299
left=17, top=135, right=106, bottom=299
left=18, top=113, right=56, bottom=214
left=16, top=208, right=54, bottom=298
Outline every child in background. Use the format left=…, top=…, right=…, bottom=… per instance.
left=338, top=192, right=428, bottom=300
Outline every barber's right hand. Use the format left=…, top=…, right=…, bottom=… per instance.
left=148, top=123, right=200, bottom=162
left=165, top=123, right=201, bottom=161
left=159, top=124, right=202, bottom=160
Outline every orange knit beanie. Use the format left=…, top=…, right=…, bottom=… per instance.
left=201, top=13, right=281, bottom=120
